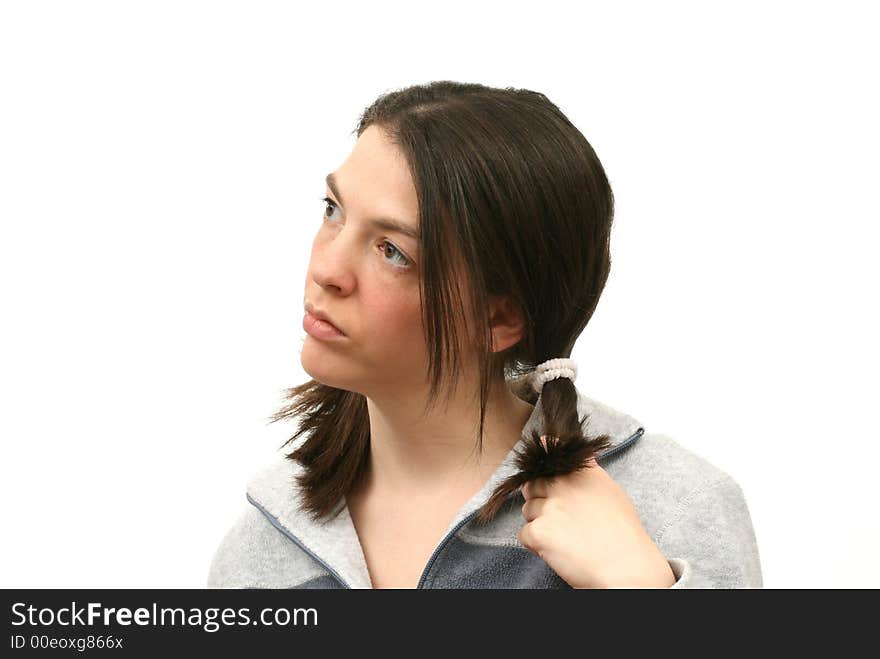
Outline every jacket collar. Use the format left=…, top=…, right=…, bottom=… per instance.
left=246, top=376, right=645, bottom=589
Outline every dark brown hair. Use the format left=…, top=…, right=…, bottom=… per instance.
left=270, top=80, right=614, bottom=526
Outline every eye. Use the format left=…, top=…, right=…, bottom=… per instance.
left=381, top=241, right=411, bottom=269
left=319, top=196, right=412, bottom=271
left=321, top=196, right=340, bottom=223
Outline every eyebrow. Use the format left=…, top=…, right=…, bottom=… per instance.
left=325, top=173, right=420, bottom=241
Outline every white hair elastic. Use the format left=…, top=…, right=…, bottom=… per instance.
left=530, top=357, right=578, bottom=395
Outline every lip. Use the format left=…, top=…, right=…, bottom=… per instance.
left=303, top=312, right=347, bottom=340
left=304, top=303, right=345, bottom=332
left=303, top=304, right=347, bottom=340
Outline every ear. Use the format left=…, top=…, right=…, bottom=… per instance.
left=488, top=295, right=524, bottom=353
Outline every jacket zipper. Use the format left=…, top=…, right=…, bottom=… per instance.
left=599, top=426, right=644, bottom=461
left=414, top=426, right=645, bottom=588
left=250, top=426, right=645, bottom=589
left=415, top=499, right=510, bottom=588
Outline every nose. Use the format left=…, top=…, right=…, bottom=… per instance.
left=308, top=226, right=356, bottom=295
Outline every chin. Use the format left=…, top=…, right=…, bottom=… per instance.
left=300, top=347, right=353, bottom=390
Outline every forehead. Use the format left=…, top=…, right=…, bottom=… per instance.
left=334, top=126, right=420, bottom=220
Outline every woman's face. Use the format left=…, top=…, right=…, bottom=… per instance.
left=301, top=125, right=432, bottom=398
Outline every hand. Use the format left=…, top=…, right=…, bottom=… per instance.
left=519, top=457, right=676, bottom=589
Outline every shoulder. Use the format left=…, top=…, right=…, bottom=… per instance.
left=607, top=430, right=734, bottom=488
left=602, top=431, right=750, bottom=537
left=602, top=431, right=762, bottom=587
left=206, top=499, right=323, bottom=589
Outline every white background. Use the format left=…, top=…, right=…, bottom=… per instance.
left=1, top=1, right=877, bottom=588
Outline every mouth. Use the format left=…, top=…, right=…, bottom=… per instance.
left=303, top=304, right=346, bottom=339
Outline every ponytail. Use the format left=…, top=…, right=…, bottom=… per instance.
left=475, top=358, right=613, bottom=525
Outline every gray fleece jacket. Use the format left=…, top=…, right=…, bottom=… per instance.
left=208, top=376, right=763, bottom=589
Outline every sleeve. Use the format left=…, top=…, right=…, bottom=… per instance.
left=655, top=475, right=763, bottom=588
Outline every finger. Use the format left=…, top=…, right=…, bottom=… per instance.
left=521, top=498, right=545, bottom=523
left=522, top=477, right=550, bottom=500
left=572, top=455, right=602, bottom=477
left=517, top=521, right=544, bottom=559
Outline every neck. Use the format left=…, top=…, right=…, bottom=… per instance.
left=356, top=377, right=535, bottom=500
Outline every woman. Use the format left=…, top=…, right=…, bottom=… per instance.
left=208, top=80, right=762, bottom=589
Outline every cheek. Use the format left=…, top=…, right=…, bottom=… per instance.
left=363, top=285, right=427, bottom=356
left=368, top=290, right=422, bottom=337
